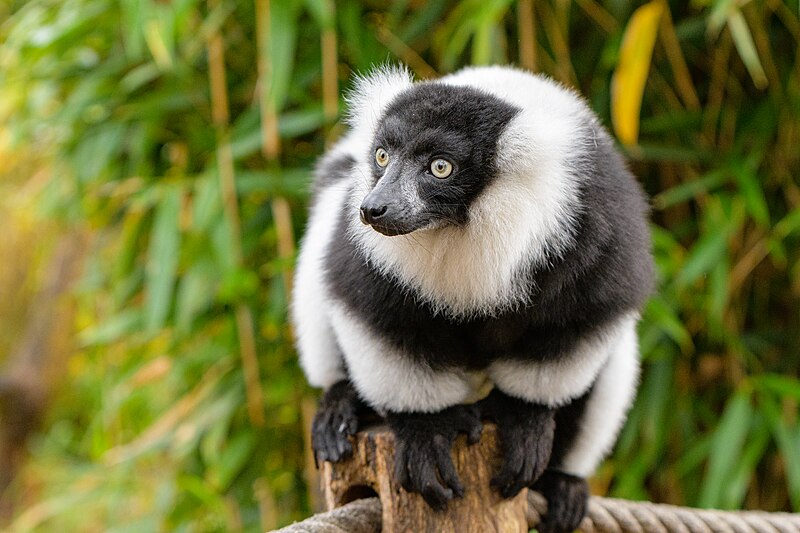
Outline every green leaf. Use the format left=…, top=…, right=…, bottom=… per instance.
left=724, top=413, right=770, bottom=508
left=144, top=186, right=182, bottom=333
left=206, top=432, right=256, bottom=490
left=727, top=8, right=768, bottom=89
left=175, top=261, right=216, bottom=335
left=675, top=227, right=729, bottom=287
left=643, top=296, right=693, bottom=354
left=303, top=0, right=334, bottom=29
left=754, top=375, right=800, bottom=402
left=761, top=396, right=800, bottom=510
left=79, top=309, right=143, bottom=346
left=259, top=0, right=301, bottom=112
left=651, top=169, right=728, bottom=210
left=732, top=165, right=769, bottom=227
left=699, top=390, right=752, bottom=508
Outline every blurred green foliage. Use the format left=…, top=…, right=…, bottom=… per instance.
left=1, top=0, right=799, bottom=530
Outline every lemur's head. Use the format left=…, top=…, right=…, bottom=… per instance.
left=358, top=82, right=518, bottom=236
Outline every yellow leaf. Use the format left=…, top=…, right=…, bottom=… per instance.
left=611, top=1, right=664, bottom=145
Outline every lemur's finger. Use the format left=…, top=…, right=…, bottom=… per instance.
left=432, top=438, right=464, bottom=498
left=417, top=466, right=453, bottom=512
left=394, top=439, right=412, bottom=491
left=454, top=406, right=483, bottom=445
left=334, top=429, right=353, bottom=459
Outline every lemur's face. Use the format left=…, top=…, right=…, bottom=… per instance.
left=360, top=83, right=518, bottom=236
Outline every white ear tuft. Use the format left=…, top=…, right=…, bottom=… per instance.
left=344, top=64, right=414, bottom=134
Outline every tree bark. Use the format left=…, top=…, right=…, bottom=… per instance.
left=321, top=423, right=528, bottom=533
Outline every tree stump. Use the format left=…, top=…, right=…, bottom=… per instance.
left=321, top=424, right=528, bottom=533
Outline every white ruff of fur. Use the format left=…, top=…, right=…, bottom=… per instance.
left=347, top=66, right=595, bottom=318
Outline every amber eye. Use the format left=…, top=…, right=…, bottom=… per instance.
left=430, top=158, right=453, bottom=178
left=375, top=148, right=389, bottom=167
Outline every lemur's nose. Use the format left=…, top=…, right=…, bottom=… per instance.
left=359, top=204, right=388, bottom=225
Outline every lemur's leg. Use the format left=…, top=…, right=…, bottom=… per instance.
left=327, top=302, right=482, bottom=510
left=485, top=314, right=638, bottom=505
left=533, top=319, right=640, bottom=533
left=478, top=389, right=556, bottom=498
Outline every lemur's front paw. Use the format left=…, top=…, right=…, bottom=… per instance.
left=532, top=470, right=589, bottom=533
left=387, top=404, right=483, bottom=511
left=311, top=380, right=360, bottom=463
left=479, top=389, right=555, bottom=499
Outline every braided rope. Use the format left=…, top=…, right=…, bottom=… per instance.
left=273, top=493, right=800, bottom=533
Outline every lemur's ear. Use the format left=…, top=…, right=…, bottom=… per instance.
left=345, top=64, right=414, bottom=135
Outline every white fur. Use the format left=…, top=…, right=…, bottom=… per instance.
left=291, top=182, right=351, bottom=388
left=488, top=314, right=637, bottom=407
left=327, top=302, right=477, bottom=413
left=558, top=319, right=640, bottom=477
left=345, top=65, right=414, bottom=139
left=342, top=66, right=595, bottom=317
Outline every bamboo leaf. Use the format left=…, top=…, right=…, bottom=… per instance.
left=258, top=0, right=301, bottom=112
left=175, top=261, right=216, bottom=335
left=675, top=226, right=729, bottom=287
left=644, top=296, right=693, bottom=354
left=754, top=375, right=800, bottom=401
left=761, top=396, right=800, bottom=510
left=611, top=1, right=663, bottom=145
left=144, top=186, right=182, bottom=333
left=727, top=8, right=768, bottom=89
left=206, top=431, right=256, bottom=490
left=724, top=413, right=770, bottom=508
left=731, top=164, right=770, bottom=227
left=699, top=390, right=753, bottom=508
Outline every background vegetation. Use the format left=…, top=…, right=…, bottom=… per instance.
left=1, top=0, right=799, bottom=530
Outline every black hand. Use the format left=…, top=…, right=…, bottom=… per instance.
left=479, top=388, right=555, bottom=499
left=387, top=404, right=483, bottom=511
left=311, top=379, right=362, bottom=464
left=532, top=470, right=589, bottom=533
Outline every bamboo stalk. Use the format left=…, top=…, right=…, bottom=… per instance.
left=375, top=24, right=438, bottom=79
left=207, top=0, right=265, bottom=428
left=575, top=0, right=618, bottom=34
left=320, top=1, right=338, bottom=144
left=517, top=0, right=537, bottom=72
left=255, top=0, right=296, bottom=299
left=538, top=1, right=577, bottom=87
left=658, top=0, right=701, bottom=112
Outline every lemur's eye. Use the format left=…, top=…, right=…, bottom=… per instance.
left=430, top=158, right=453, bottom=178
left=375, top=148, right=389, bottom=167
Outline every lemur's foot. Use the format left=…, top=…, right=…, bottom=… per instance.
left=387, top=404, right=483, bottom=511
left=532, top=470, right=589, bottom=533
left=479, top=388, right=555, bottom=499
left=311, top=380, right=361, bottom=463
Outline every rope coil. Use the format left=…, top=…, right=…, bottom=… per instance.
left=272, top=492, right=800, bottom=533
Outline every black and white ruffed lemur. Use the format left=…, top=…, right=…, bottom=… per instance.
left=291, top=65, right=654, bottom=533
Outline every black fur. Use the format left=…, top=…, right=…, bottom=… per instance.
left=479, top=388, right=555, bottom=498
left=314, top=80, right=653, bottom=515
left=370, top=83, right=518, bottom=223
left=311, top=379, right=376, bottom=464
left=532, top=470, right=590, bottom=533
left=356, top=83, right=519, bottom=236
left=387, top=403, right=483, bottom=511
left=325, top=125, right=652, bottom=370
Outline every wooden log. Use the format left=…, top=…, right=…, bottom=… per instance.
left=321, top=423, right=528, bottom=533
